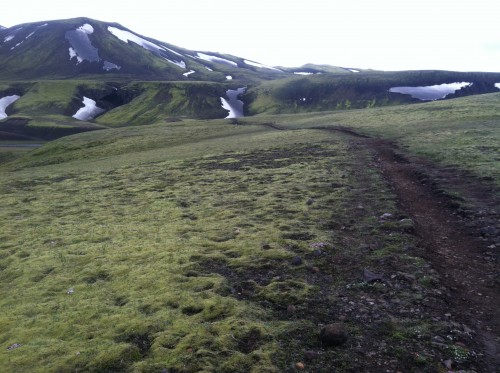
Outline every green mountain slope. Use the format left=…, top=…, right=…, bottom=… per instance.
left=0, top=17, right=286, bottom=82
left=245, top=70, right=500, bottom=114
left=2, top=17, right=500, bottom=142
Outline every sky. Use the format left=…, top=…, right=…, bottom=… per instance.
left=2, top=0, right=499, bottom=72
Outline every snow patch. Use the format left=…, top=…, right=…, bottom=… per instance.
left=0, top=95, right=21, bottom=119
left=294, top=72, right=314, bottom=75
left=25, top=31, right=36, bottom=39
left=166, top=59, right=186, bottom=69
left=183, top=70, right=195, bottom=77
left=221, top=87, right=246, bottom=118
left=108, top=26, right=164, bottom=53
left=108, top=26, right=183, bottom=67
left=72, top=97, right=105, bottom=121
left=196, top=52, right=238, bottom=67
left=347, top=68, right=360, bottom=73
left=68, top=47, right=82, bottom=63
left=65, top=24, right=100, bottom=64
left=389, top=82, right=472, bottom=101
left=10, top=41, right=24, bottom=50
left=495, top=83, right=500, bottom=90
left=38, top=23, right=48, bottom=27
left=244, top=59, right=283, bottom=72
left=226, top=75, right=233, bottom=80
left=78, top=24, right=94, bottom=34
left=103, top=61, right=121, bottom=71
left=163, top=46, right=184, bottom=57
left=204, top=66, right=213, bottom=71
left=3, top=27, right=23, bottom=43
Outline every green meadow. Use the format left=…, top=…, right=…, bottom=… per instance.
left=1, top=93, right=499, bottom=372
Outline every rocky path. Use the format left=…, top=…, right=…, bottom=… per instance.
left=365, top=137, right=500, bottom=371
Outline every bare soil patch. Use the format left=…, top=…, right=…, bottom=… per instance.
left=364, top=136, right=500, bottom=370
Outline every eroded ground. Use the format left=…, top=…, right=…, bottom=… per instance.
left=0, top=123, right=498, bottom=372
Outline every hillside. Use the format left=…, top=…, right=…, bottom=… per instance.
left=1, top=17, right=500, bottom=143
left=0, top=18, right=285, bottom=82
left=1, top=94, right=498, bottom=372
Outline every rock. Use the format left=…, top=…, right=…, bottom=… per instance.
left=306, top=198, right=315, bottom=206
left=287, top=305, right=297, bottom=314
left=401, top=273, right=417, bottom=282
left=319, top=323, right=348, bottom=347
left=291, top=256, right=303, bottom=266
left=309, top=266, right=320, bottom=273
left=433, top=335, right=446, bottom=344
left=295, top=362, right=305, bottom=370
left=7, top=343, right=21, bottom=351
left=67, top=287, right=74, bottom=295
left=398, top=218, right=415, bottom=232
left=481, top=226, right=498, bottom=237
left=304, top=350, right=321, bottom=361
left=443, top=359, right=452, bottom=369
left=380, top=213, right=393, bottom=220
left=310, top=242, right=330, bottom=250
left=261, top=243, right=271, bottom=250
left=363, top=269, right=383, bottom=283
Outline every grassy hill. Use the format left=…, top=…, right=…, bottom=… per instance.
left=2, top=17, right=500, bottom=144
left=245, top=71, right=500, bottom=115
left=1, top=94, right=498, bottom=372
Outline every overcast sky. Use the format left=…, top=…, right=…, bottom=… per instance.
left=2, top=0, right=499, bottom=72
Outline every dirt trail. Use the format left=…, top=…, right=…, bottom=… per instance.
left=365, top=137, right=500, bottom=370
left=261, top=122, right=500, bottom=368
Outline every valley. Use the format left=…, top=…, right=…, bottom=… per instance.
left=1, top=93, right=499, bottom=372
left=0, top=16, right=499, bottom=373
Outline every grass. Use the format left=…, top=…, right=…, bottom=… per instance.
left=0, top=119, right=414, bottom=371
left=244, top=92, right=500, bottom=186
left=1, top=94, right=498, bottom=371
left=0, top=124, right=347, bottom=371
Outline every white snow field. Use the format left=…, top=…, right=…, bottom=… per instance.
left=244, top=59, right=283, bottom=72
left=389, top=82, right=472, bottom=100
left=72, top=97, right=105, bottom=121
left=108, top=26, right=164, bottom=52
left=108, top=27, right=185, bottom=69
left=220, top=87, right=246, bottom=118
left=103, top=61, right=121, bottom=71
left=0, top=95, right=21, bottom=119
left=66, top=23, right=100, bottom=64
left=196, top=53, right=238, bottom=67
left=495, top=83, right=500, bottom=90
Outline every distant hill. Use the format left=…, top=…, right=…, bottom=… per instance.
left=0, top=17, right=286, bottom=82
left=1, top=17, right=500, bottom=141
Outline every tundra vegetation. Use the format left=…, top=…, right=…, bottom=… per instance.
left=1, top=92, right=499, bottom=372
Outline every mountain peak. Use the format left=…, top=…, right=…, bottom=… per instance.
left=0, top=17, right=285, bottom=81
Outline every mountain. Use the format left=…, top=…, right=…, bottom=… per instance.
left=1, top=17, right=500, bottom=141
left=0, top=17, right=286, bottom=82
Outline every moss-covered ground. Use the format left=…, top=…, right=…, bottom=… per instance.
left=1, top=94, right=498, bottom=371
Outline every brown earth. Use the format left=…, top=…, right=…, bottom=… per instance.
left=196, top=123, right=499, bottom=371
left=364, top=135, right=500, bottom=371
